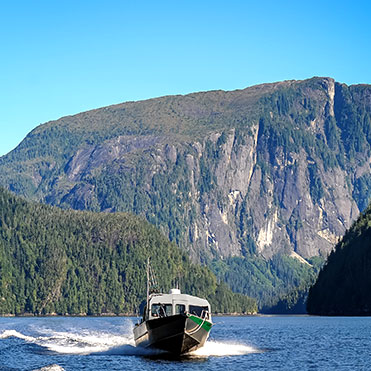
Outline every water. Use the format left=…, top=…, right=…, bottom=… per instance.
left=0, top=316, right=370, bottom=370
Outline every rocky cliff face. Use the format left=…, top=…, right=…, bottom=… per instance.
left=0, top=77, right=370, bottom=264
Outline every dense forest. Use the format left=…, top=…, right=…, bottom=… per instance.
left=211, top=255, right=323, bottom=311
left=307, top=203, right=371, bottom=315
left=0, top=77, right=370, bottom=309
left=0, top=187, right=257, bottom=315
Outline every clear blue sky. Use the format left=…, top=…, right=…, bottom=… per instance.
left=1, top=0, right=370, bottom=156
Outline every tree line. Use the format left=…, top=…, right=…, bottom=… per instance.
left=0, top=187, right=257, bottom=315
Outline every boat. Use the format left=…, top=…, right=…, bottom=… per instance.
left=133, top=260, right=212, bottom=355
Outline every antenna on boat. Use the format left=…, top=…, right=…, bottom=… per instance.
left=148, top=261, right=159, bottom=293
left=146, top=257, right=159, bottom=318
left=146, top=257, right=150, bottom=318
left=177, top=270, right=183, bottom=292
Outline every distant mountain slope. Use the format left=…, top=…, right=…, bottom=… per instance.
left=0, top=187, right=256, bottom=315
left=0, top=77, right=370, bottom=306
left=307, top=203, right=371, bottom=315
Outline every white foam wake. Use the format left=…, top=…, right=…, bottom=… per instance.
left=0, top=327, right=258, bottom=357
left=39, top=330, right=135, bottom=355
left=0, top=329, right=36, bottom=342
left=190, top=340, right=258, bottom=357
left=0, top=327, right=140, bottom=355
left=32, top=364, right=65, bottom=371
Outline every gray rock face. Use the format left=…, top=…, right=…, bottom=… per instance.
left=0, top=77, right=370, bottom=262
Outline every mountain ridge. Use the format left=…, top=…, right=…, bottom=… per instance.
left=1, top=76, right=370, bottom=306
left=19, top=77, right=303, bottom=131
left=5, top=76, right=329, bottom=153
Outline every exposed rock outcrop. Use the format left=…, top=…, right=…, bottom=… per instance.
left=0, top=77, right=370, bottom=263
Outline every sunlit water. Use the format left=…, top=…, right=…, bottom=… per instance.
left=0, top=316, right=370, bottom=370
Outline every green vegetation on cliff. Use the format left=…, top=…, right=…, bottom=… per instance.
left=0, top=188, right=257, bottom=315
left=0, top=77, right=370, bottom=309
left=211, top=254, right=324, bottom=310
left=307, top=203, right=371, bottom=315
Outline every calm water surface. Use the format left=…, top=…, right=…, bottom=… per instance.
left=0, top=316, right=370, bottom=370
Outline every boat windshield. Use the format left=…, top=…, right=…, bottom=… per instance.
left=189, top=305, right=209, bottom=319
left=175, top=304, right=186, bottom=315
left=151, top=303, right=172, bottom=317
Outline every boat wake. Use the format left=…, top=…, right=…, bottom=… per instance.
left=0, top=326, right=257, bottom=357
left=0, top=325, right=157, bottom=356
left=190, top=340, right=258, bottom=357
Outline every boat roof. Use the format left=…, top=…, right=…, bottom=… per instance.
left=149, top=292, right=210, bottom=307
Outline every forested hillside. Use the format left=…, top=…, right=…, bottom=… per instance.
left=211, top=255, right=323, bottom=309
left=0, top=76, right=370, bottom=308
left=307, top=203, right=371, bottom=315
left=0, top=188, right=256, bottom=315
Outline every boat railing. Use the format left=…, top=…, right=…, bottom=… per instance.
left=200, top=309, right=210, bottom=320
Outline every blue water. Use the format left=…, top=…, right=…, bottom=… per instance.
left=0, top=316, right=370, bottom=370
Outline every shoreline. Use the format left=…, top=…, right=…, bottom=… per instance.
left=0, top=312, right=258, bottom=318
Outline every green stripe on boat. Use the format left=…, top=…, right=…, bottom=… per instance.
left=189, top=315, right=212, bottom=332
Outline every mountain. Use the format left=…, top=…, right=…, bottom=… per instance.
left=307, top=203, right=371, bottom=315
left=0, top=76, right=370, bottom=306
left=0, top=187, right=257, bottom=315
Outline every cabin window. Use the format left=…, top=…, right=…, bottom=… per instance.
left=151, top=303, right=172, bottom=317
left=175, top=304, right=186, bottom=315
left=189, top=305, right=209, bottom=319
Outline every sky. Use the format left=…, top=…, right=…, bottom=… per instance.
left=1, top=0, right=370, bottom=156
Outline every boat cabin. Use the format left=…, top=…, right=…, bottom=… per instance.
left=145, top=289, right=211, bottom=321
